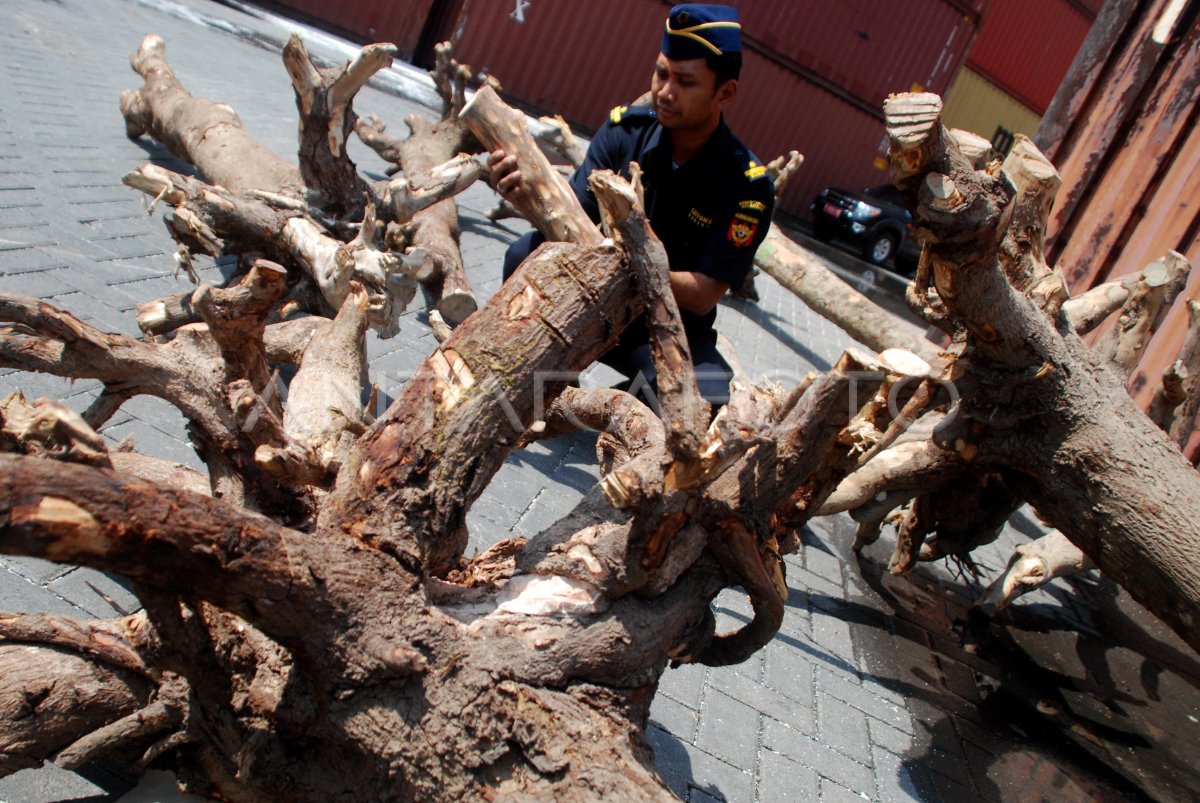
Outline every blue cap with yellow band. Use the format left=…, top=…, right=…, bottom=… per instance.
left=662, top=4, right=742, bottom=60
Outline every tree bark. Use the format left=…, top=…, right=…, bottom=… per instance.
left=878, top=92, right=1200, bottom=654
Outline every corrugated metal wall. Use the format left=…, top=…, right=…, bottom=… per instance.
left=435, top=0, right=982, bottom=219
left=268, top=0, right=437, bottom=59
left=965, top=0, right=1095, bottom=113
left=1037, top=0, right=1200, bottom=456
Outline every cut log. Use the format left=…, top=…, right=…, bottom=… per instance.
left=754, top=226, right=940, bottom=363
left=460, top=85, right=602, bottom=247
left=876, top=91, right=1200, bottom=655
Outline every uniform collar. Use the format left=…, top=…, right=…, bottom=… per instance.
left=641, top=113, right=732, bottom=170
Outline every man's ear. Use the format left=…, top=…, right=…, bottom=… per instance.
left=716, top=78, right=738, bottom=109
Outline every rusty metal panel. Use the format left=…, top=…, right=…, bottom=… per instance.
left=269, top=0, right=437, bottom=58
left=1053, top=14, right=1200, bottom=290
left=966, top=0, right=1095, bottom=113
left=1047, top=0, right=1181, bottom=268
left=942, top=67, right=1041, bottom=145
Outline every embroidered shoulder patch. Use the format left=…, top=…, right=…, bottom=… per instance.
left=609, top=105, right=629, bottom=124
left=728, top=217, right=759, bottom=247
left=739, top=199, right=767, bottom=212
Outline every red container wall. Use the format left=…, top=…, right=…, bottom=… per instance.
left=269, top=0, right=436, bottom=59
left=732, top=49, right=894, bottom=220
left=442, top=0, right=981, bottom=219
left=447, top=0, right=665, bottom=132
left=739, top=0, right=984, bottom=105
left=966, top=0, right=1095, bottom=113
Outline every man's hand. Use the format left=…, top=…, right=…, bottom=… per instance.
left=487, top=150, right=525, bottom=203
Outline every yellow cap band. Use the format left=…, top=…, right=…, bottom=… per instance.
left=664, top=19, right=742, bottom=56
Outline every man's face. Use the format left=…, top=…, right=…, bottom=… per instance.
left=651, top=53, right=730, bottom=132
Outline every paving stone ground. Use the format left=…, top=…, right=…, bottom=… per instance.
left=0, top=2, right=1180, bottom=802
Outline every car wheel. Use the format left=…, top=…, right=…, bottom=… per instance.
left=864, top=232, right=898, bottom=265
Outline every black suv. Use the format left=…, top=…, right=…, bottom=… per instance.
left=811, top=183, right=919, bottom=271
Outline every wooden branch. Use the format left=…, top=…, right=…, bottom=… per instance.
left=0, top=642, right=152, bottom=776
left=1164, top=299, right=1200, bottom=446
left=0, top=453, right=396, bottom=660
left=754, top=226, right=941, bottom=363
left=690, top=520, right=784, bottom=666
left=884, top=91, right=1200, bottom=657
left=0, top=392, right=112, bottom=468
left=193, top=258, right=288, bottom=397
left=259, top=285, right=371, bottom=484
left=136, top=286, right=203, bottom=337
left=124, top=164, right=420, bottom=337
left=329, top=235, right=641, bottom=575
left=998, top=136, right=1066, bottom=310
left=765, top=150, right=803, bottom=198
left=1095, top=252, right=1190, bottom=379
left=0, top=611, right=154, bottom=678
left=429, top=41, right=472, bottom=120
left=0, top=293, right=234, bottom=448
left=1063, top=275, right=1138, bottom=334
left=817, top=426, right=969, bottom=519
left=383, top=154, right=485, bottom=224
left=590, top=169, right=710, bottom=474
left=460, top=85, right=602, bottom=246
left=356, top=102, right=481, bottom=329
left=534, top=385, right=665, bottom=475
left=532, top=114, right=586, bottom=168
left=120, top=35, right=302, bottom=199
left=973, top=529, right=1093, bottom=616
left=282, top=35, right=393, bottom=217
left=55, top=699, right=183, bottom=771
left=324, top=163, right=654, bottom=576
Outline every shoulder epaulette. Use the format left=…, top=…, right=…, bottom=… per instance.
left=743, top=158, right=768, bottom=181
left=609, top=104, right=656, bottom=126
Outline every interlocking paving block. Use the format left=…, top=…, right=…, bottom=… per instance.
left=0, top=564, right=83, bottom=617
left=710, top=664, right=815, bottom=734
left=650, top=690, right=701, bottom=742
left=659, top=660, right=709, bottom=711
left=817, top=666, right=913, bottom=733
left=761, top=717, right=875, bottom=793
left=48, top=567, right=141, bottom=619
left=756, top=749, right=820, bottom=803
left=696, top=688, right=761, bottom=771
left=816, top=691, right=873, bottom=765
left=0, top=554, right=74, bottom=585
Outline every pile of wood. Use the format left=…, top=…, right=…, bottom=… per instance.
left=0, top=33, right=1197, bottom=803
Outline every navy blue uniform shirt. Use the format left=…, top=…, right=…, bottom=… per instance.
left=568, top=104, right=775, bottom=344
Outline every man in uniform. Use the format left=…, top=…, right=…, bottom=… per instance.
left=488, top=3, right=774, bottom=411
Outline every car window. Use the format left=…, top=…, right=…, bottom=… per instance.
left=862, top=185, right=904, bottom=206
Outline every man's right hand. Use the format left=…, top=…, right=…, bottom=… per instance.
left=487, top=150, right=524, bottom=203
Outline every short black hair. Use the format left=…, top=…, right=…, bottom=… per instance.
left=708, top=53, right=742, bottom=86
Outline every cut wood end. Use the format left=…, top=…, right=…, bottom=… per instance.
left=458, top=83, right=494, bottom=118
left=878, top=348, right=931, bottom=378
left=836, top=346, right=884, bottom=374
left=16, top=497, right=110, bottom=560
left=1141, top=258, right=1169, bottom=287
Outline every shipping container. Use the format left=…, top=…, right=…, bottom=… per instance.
left=966, top=0, right=1095, bottom=114
left=430, top=0, right=981, bottom=219
left=1039, top=0, right=1200, bottom=457
left=941, top=67, right=1040, bottom=152
left=265, top=0, right=437, bottom=59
